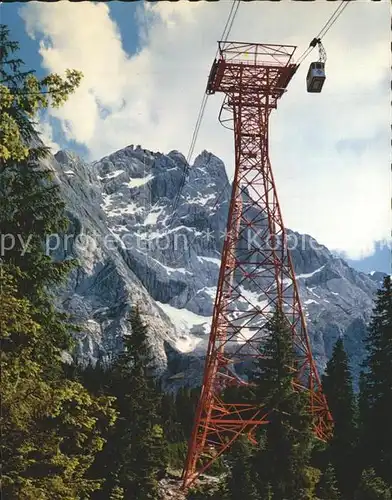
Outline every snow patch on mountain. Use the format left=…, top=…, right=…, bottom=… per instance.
left=156, top=301, right=211, bottom=342
left=98, top=169, right=124, bottom=180
left=124, top=173, right=154, bottom=188
left=296, top=265, right=325, bottom=280
left=197, top=256, right=221, bottom=266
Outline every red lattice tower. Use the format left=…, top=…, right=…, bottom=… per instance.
left=182, top=42, right=333, bottom=489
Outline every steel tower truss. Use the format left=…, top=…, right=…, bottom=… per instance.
left=182, top=42, right=333, bottom=489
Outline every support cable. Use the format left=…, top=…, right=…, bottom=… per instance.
left=296, top=0, right=351, bottom=66
left=169, top=0, right=240, bottom=226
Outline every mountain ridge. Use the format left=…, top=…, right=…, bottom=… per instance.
left=47, top=144, right=384, bottom=388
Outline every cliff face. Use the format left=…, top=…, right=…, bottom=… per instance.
left=47, top=145, right=382, bottom=387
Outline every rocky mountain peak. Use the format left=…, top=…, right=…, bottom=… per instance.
left=50, top=145, right=383, bottom=389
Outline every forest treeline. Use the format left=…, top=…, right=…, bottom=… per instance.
left=1, top=25, right=391, bottom=499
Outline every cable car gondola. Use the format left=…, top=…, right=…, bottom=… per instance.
left=307, top=61, right=326, bottom=93
left=306, top=38, right=327, bottom=93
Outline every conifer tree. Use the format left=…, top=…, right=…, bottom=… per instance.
left=1, top=267, right=117, bottom=498
left=109, top=483, right=125, bottom=500
left=0, top=23, right=83, bottom=371
left=354, top=469, right=392, bottom=500
left=359, top=276, right=392, bottom=485
left=0, top=23, right=79, bottom=291
left=176, top=386, right=200, bottom=439
left=251, top=309, right=315, bottom=499
left=227, top=438, right=258, bottom=500
left=187, top=481, right=229, bottom=500
left=316, top=463, right=341, bottom=500
left=322, top=337, right=359, bottom=497
left=0, top=24, right=82, bottom=163
left=161, top=391, right=184, bottom=443
left=91, top=307, right=168, bottom=499
left=1, top=27, right=117, bottom=498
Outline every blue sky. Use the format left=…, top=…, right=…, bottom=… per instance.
left=1, top=1, right=390, bottom=272
left=345, top=242, right=390, bottom=275
left=2, top=2, right=141, bottom=73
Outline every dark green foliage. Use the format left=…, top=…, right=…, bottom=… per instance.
left=0, top=24, right=82, bottom=162
left=251, top=309, right=316, bottom=500
left=322, top=337, right=359, bottom=497
left=1, top=259, right=116, bottom=499
left=354, top=469, right=392, bottom=500
left=115, top=308, right=168, bottom=496
left=0, top=27, right=116, bottom=499
left=167, top=442, right=189, bottom=470
left=0, top=25, right=78, bottom=380
left=109, top=481, right=125, bottom=500
left=0, top=161, right=75, bottom=295
left=176, top=386, right=200, bottom=439
left=227, top=438, right=258, bottom=500
left=316, top=463, right=341, bottom=500
left=0, top=55, right=77, bottom=374
left=187, top=480, right=229, bottom=500
left=359, top=276, right=392, bottom=485
left=89, top=307, right=169, bottom=499
left=162, top=391, right=184, bottom=442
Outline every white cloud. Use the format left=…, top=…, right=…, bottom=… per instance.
left=19, top=0, right=390, bottom=259
left=36, top=114, right=61, bottom=154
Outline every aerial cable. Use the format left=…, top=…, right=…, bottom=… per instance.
left=317, top=0, right=350, bottom=39
left=221, top=0, right=241, bottom=44
left=220, top=0, right=237, bottom=43
left=296, top=2, right=345, bottom=64
left=169, top=0, right=240, bottom=227
left=186, top=0, right=240, bottom=167
left=296, top=0, right=351, bottom=66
